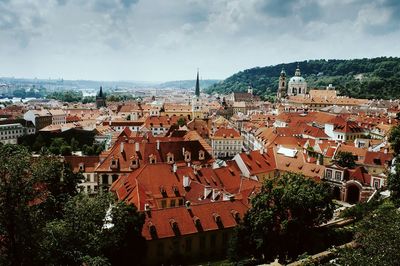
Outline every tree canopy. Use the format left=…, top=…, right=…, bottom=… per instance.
left=336, top=201, right=400, bottom=266
left=334, top=151, right=357, bottom=168
left=229, top=173, right=334, bottom=263
left=206, top=57, right=400, bottom=100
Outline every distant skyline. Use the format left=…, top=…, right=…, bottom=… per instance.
left=1, top=0, right=399, bottom=82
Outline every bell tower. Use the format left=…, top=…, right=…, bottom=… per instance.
left=192, top=70, right=203, bottom=119
left=277, top=68, right=286, bottom=100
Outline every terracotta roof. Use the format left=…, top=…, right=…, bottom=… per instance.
left=212, top=128, right=241, bottom=139
left=142, top=200, right=248, bottom=240
left=239, top=149, right=276, bottom=175
left=64, top=156, right=100, bottom=172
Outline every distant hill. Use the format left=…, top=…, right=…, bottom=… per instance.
left=206, top=57, right=400, bottom=100
left=156, top=79, right=220, bottom=89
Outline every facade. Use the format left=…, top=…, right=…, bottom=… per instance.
left=64, top=156, right=100, bottom=194
left=23, top=109, right=52, bottom=130
left=211, top=128, right=244, bottom=158
left=49, top=109, right=66, bottom=125
left=0, top=119, right=35, bottom=144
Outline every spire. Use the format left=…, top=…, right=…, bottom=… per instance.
left=280, top=67, right=286, bottom=77
left=99, top=86, right=103, bottom=97
left=295, top=63, right=301, bottom=77
left=195, top=69, right=200, bottom=97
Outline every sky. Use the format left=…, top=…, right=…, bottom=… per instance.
left=0, top=0, right=399, bottom=82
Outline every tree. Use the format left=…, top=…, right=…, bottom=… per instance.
left=39, top=193, right=146, bottom=265
left=177, top=117, right=186, bottom=127
left=0, top=145, right=41, bottom=265
left=70, top=137, right=79, bottom=152
left=336, top=201, right=400, bottom=265
left=230, top=173, right=334, bottom=263
left=335, top=151, right=357, bottom=168
left=389, top=125, right=400, bottom=155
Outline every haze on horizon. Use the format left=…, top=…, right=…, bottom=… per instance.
left=0, top=0, right=399, bottom=82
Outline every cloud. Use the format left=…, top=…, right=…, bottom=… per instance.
left=0, top=0, right=399, bottom=81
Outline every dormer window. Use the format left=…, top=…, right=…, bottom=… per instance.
left=199, top=150, right=205, bottom=160
left=130, top=156, right=139, bottom=169
left=167, top=153, right=174, bottom=164
left=110, top=157, right=118, bottom=169
left=213, top=213, right=221, bottom=224
left=149, top=154, right=156, bottom=164
left=184, top=151, right=191, bottom=162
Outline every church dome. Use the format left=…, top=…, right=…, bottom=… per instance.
left=289, top=76, right=306, bottom=84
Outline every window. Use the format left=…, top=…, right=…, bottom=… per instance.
left=156, top=243, right=164, bottom=257
left=326, top=169, right=332, bottom=179
left=178, top=198, right=184, bottom=206
left=185, top=238, right=192, bottom=252
left=374, top=179, right=380, bottom=189
left=199, top=236, right=206, bottom=249
left=335, top=171, right=342, bottom=181
left=161, top=200, right=167, bottom=208
left=170, top=199, right=176, bottom=207
left=210, top=234, right=217, bottom=248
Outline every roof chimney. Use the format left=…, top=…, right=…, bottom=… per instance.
left=173, top=163, right=177, bottom=173
left=120, top=142, right=124, bottom=153
left=156, top=140, right=160, bottom=150
left=182, top=147, right=185, bottom=155
left=135, top=142, right=140, bottom=152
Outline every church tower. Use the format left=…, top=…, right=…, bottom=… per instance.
left=96, top=86, right=106, bottom=108
left=277, top=68, right=286, bottom=100
left=192, top=70, right=203, bottom=119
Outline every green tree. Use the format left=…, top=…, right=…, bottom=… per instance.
left=230, top=173, right=334, bottom=263
left=336, top=201, right=400, bottom=265
left=39, top=193, right=146, bottom=265
left=0, top=145, right=41, bottom=265
left=177, top=117, right=186, bottom=127
left=335, top=151, right=357, bottom=168
left=70, top=137, right=79, bottom=152
left=389, top=125, right=400, bottom=155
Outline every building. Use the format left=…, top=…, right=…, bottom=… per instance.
left=211, top=128, right=243, bottom=158
left=192, top=71, right=203, bottom=119
left=64, top=156, right=100, bottom=194
left=23, top=109, right=52, bottom=130
left=49, top=109, right=66, bottom=125
left=276, top=68, right=287, bottom=100
left=0, top=119, right=35, bottom=144
left=287, top=64, right=307, bottom=96
left=96, top=86, right=106, bottom=108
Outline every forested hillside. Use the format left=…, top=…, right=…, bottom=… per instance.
left=206, top=57, right=400, bottom=100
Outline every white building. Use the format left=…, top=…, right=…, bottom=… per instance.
left=287, top=64, right=307, bottom=96
left=211, top=128, right=244, bottom=158
left=0, top=119, right=36, bottom=144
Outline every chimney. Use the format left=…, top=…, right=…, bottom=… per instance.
left=156, top=140, right=160, bottom=150
left=173, top=163, right=177, bottom=173
left=259, top=148, right=264, bottom=155
left=120, top=142, right=124, bottom=153
left=384, top=148, right=388, bottom=154
left=183, top=176, right=190, bottom=188
left=135, top=142, right=140, bottom=152
left=182, top=147, right=185, bottom=155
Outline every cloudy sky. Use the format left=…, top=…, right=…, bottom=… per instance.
left=0, top=0, right=399, bottom=81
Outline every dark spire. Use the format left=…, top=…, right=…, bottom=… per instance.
left=195, top=69, right=200, bottom=97
left=99, top=86, right=103, bottom=97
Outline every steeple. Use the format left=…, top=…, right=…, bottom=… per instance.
left=295, top=63, right=301, bottom=77
left=280, top=67, right=286, bottom=77
left=195, top=69, right=200, bottom=97
left=99, top=86, right=103, bottom=97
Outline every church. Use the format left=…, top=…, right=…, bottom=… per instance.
left=277, top=64, right=308, bottom=99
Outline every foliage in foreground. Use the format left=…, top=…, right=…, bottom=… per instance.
left=335, top=201, right=400, bottom=266
left=229, top=173, right=335, bottom=263
left=0, top=144, right=146, bottom=266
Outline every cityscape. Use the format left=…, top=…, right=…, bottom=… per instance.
left=1, top=1, right=400, bottom=266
